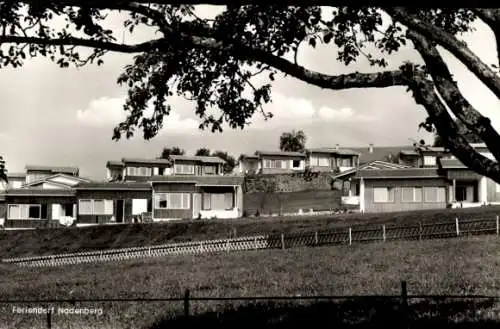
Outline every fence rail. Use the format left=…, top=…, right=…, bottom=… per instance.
left=2, top=216, right=500, bottom=267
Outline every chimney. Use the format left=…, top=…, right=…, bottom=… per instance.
left=335, top=144, right=339, bottom=150
left=368, top=143, right=374, bottom=154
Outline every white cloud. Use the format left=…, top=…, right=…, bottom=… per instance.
left=76, top=96, right=198, bottom=133
left=250, top=92, right=372, bottom=129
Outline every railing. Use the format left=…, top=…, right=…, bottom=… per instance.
left=2, top=216, right=500, bottom=268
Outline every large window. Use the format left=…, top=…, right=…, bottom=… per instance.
left=175, top=164, right=195, bottom=174
left=373, top=187, right=395, bottom=203
left=339, top=158, right=353, bottom=167
left=263, top=160, right=286, bottom=169
left=8, top=204, right=42, bottom=220
left=423, top=156, right=437, bottom=166
left=292, top=160, right=301, bottom=168
left=78, top=199, right=113, bottom=215
left=423, top=187, right=446, bottom=203
left=204, top=165, right=216, bottom=174
left=318, top=156, right=329, bottom=166
left=202, top=193, right=234, bottom=210
left=401, top=187, right=423, bottom=202
left=126, top=167, right=151, bottom=176
left=154, top=193, right=190, bottom=209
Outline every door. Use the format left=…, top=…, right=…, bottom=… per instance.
left=115, top=200, right=124, bottom=223
left=193, top=193, right=202, bottom=219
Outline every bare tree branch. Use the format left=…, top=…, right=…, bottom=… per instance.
left=473, top=8, right=500, bottom=67
left=408, top=30, right=500, bottom=163
left=386, top=7, right=500, bottom=100
left=408, top=71, right=500, bottom=181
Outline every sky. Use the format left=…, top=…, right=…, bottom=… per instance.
left=0, top=6, right=498, bottom=180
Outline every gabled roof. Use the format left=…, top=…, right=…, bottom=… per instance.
left=22, top=173, right=91, bottom=188
left=150, top=175, right=244, bottom=186
left=169, top=155, right=226, bottom=164
left=355, top=168, right=442, bottom=179
left=307, top=148, right=360, bottom=156
left=439, top=158, right=468, bottom=169
left=75, top=181, right=151, bottom=190
left=255, top=150, right=306, bottom=158
left=332, top=160, right=412, bottom=180
left=25, top=165, right=79, bottom=175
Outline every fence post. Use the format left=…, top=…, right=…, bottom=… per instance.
left=382, top=225, right=386, bottom=242
left=254, top=237, right=258, bottom=249
left=348, top=228, right=352, bottom=245
left=46, top=307, right=52, bottom=329
left=184, top=289, right=190, bottom=318
left=496, top=216, right=499, bottom=236
left=455, top=217, right=460, bottom=236
left=199, top=242, right=203, bottom=252
left=314, top=232, right=318, bottom=245
left=400, top=281, right=409, bottom=329
left=419, top=222, right=423, bottom=240
left=281, top=233, right=285, bottom=250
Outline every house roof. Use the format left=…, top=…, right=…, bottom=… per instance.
left=120, top=158, right=172, bottom=166
left=332, top=160, right=412, bottom=180
left=4, top=188, right=76, bottom=197
left=307, top=148, right=360, bottom=156
left=439, top=158, right=468, bottom=169
left=150, top=175, right=244, bottom=186
left=348, top=146, right=415, bottom=164
left=354, top=168, right=443, bottom=179
left=75, top=182, right=151, bottom=190
left=255, top=150, right=306, bottom=158
left=169, top=155, right=226, bottom=164
left=24, top=165, right=79, bottom=175
left=239, top=154, right=259, bottom=160
left=106, top=160, right=125, bottom=167
left=22, top=173, right=91, bottom=188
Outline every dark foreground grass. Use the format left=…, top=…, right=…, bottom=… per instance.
left=1, top=206, right=500, bottom=259
left=0, top=236, right=500, bottom=328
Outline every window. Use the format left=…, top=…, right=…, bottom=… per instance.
left=309, top=156, right=319, bottom=166
left=318, top=156, right=329, bottom=167
left=126, top=167, right=137, bottom=176
left=8, top=204, right=42, bottom=220
left=423, top=156, right=437, bottom=166
left=202, top=193, right=234, bottom=210
left=154, top=193, right=190, bottom=209
left=175, top=164, right=195, bottom=174
left=401, top=187, right=423, bottom=202
left=275, top=160, right=285, bottom=169
left=78, top=200, right=113, bottom=215
left=424, top=187, right=446, bottom=203
left=292, top=160, right=301, bottom=168
left=340, top=158, right=352, bottom=167
left=204, top=165, right=216, bottom=174
left=373, top=187, right=395, bottom=203
left=138, top=167, right=151, bottom=176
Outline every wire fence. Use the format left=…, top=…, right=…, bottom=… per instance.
left=2, top=281, right=500, bottom=329
left=2, top=215, right=500, bottom=267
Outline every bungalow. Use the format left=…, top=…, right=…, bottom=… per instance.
left=151, top=175, right=244, bottom=220
left=238, top=151, right=306, bottom=174
left=106, top=155, right=226, bottom=182
left=306, top=146, right=359, bottom=172
left=75, top=182, right=152, bottom=224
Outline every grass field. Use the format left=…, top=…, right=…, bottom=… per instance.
left=1, top=235, right=500, bottom=328
left=243, top=190, right=342, bottom=215
left=1, top=206, right=500, bottom=259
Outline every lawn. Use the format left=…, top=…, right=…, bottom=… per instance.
left=0, top=236, right=499, bottom=328
left=1, top=206, right=500, bottom=259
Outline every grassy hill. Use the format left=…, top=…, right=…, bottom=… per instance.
left=0, top=206, right=499, bottom=259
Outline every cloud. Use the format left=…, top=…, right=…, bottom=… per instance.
left=75, top=96, right=198, bottom=133
left=249, top=92, right=372, bottom=129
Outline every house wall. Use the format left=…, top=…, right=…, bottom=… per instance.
left=308, top=153, right=356, bottom=172
left=172, top=161, right=223, bottom=176
left=260, top=156, right=305, bottom=174
left=153, top=183, right=197, bottom=220
left=486, top=177, right=500, bottom=203
left=76, top=189, right=151, bottom=223
left=363, top=178, right=449, bottom=213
